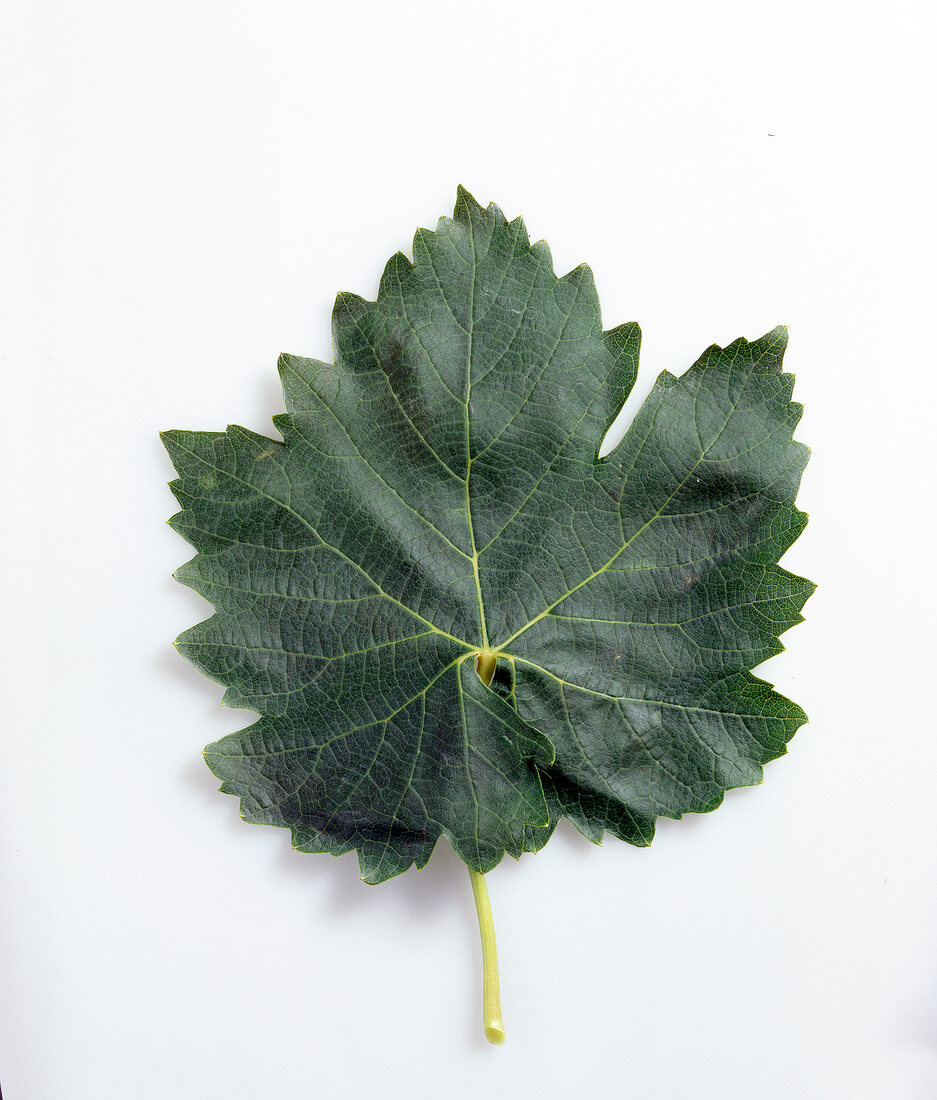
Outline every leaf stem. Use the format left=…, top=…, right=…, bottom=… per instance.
left=475, top=650, right=497, bottom=687
left=468, top=868, right=505, bottom=1045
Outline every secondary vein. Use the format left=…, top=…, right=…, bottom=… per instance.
left=491, top=374, right=745, bottom=652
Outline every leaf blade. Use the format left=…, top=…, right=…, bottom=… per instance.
left=164, top=190, right=813, bottom=878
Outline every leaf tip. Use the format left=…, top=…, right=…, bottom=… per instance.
left=769, top=323, right=790, bottom=350
left=454, top=183, right=483, bottom=217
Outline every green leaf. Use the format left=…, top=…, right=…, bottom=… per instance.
left=163, top=187, right=812, bottom=884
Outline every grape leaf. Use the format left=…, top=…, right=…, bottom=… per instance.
left=162, top=187, right=812, bottom=887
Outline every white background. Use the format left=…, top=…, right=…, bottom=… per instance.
left=3, top=1, right=936, bottom=1097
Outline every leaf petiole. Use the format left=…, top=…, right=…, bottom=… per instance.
left=475, top=650, right=497, bottom=687
left=468, top=868, right=505, bottom=1045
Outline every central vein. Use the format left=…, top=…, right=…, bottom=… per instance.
left=463, top=209, right=490, bottom=651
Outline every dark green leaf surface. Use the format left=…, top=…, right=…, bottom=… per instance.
left=163, top=188, right=812, bottom=883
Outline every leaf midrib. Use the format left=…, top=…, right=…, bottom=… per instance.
left=462, top=202, right=490, bottom=651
